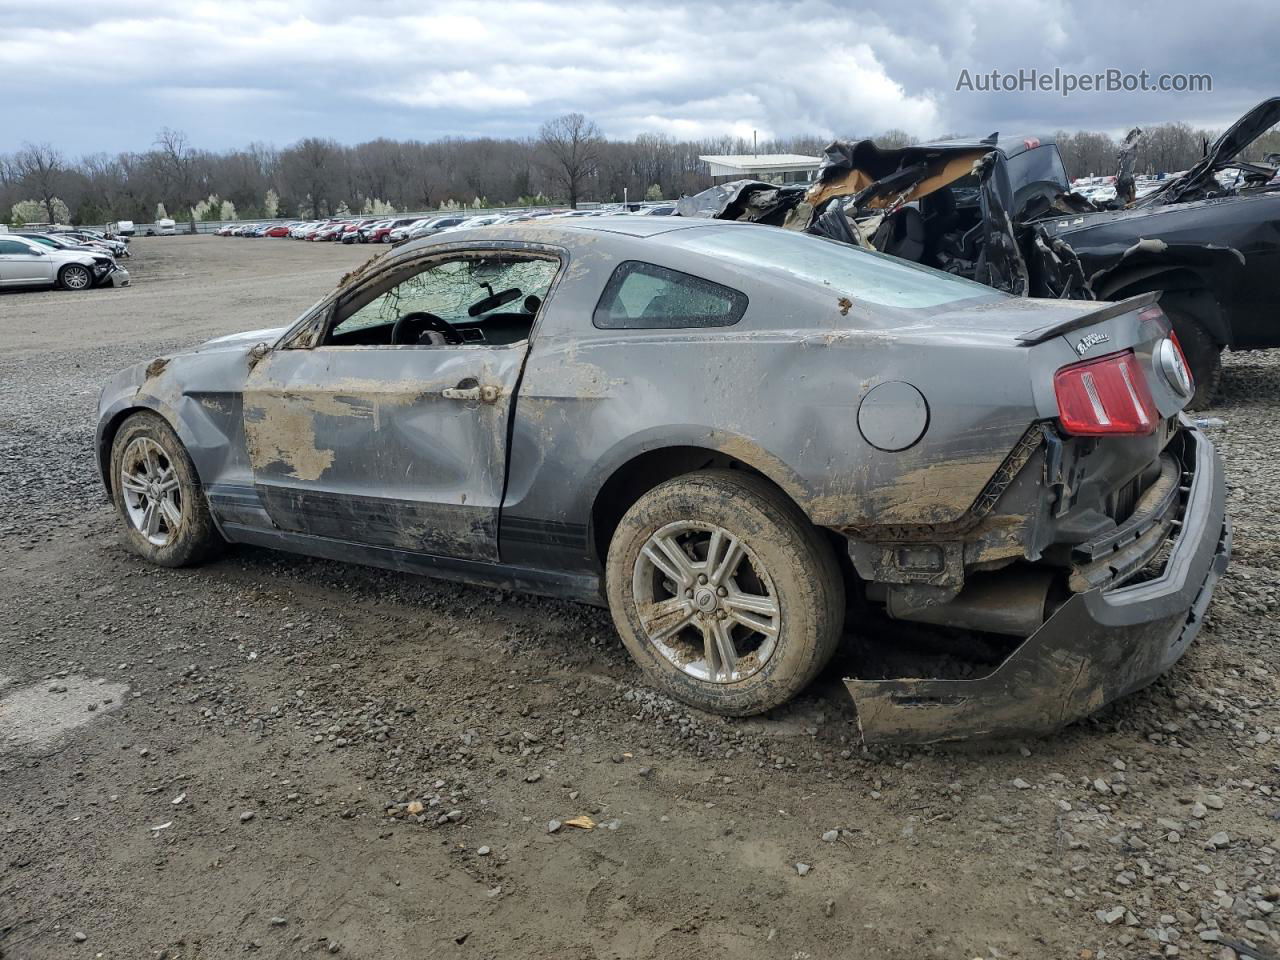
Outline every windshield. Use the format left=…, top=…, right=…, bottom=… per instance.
left=670, top=226, right=1003, bottom=309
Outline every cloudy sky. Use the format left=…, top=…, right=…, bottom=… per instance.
left=3, top=0, right=1277, bottom=155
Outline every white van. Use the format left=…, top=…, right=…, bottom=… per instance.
left=110, top=220, right=136, bottom=237
left=155, top=218, right=176, bottom=235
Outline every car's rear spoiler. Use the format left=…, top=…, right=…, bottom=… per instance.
left=1015, top=292, right=1161, bottom=345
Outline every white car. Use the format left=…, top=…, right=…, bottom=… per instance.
left=388, top=218, right=435, bottom=243
left=0, top=234, right=129, bottom=290
left=435, top=214, right=505, bottom=234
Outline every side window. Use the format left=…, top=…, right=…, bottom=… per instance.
left=593, top=261, right=747, bottom=329
left=324, top=253, right=560, bottom=347
left=0, top=239, right=36, bottom=255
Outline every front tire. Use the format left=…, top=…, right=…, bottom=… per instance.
left=58, top=263, right=93, bottom=291
left=606, top=470, right=844, bottom=716
left=110, top=412, right=222, bottom=567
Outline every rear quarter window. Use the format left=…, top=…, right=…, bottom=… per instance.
left=593, top=260, right=748, bottom=329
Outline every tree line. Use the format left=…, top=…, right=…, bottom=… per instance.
left=2, top=112, right=1272, bottom=227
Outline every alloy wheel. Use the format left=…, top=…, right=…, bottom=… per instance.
left=631, top=521, right=780, bottom=683
left=63, top=265, right=91, bottom=289
left=119, top=437, right=183, bottom=546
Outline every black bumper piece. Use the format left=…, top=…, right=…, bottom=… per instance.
left=846, top=423, right=1231, bottom=743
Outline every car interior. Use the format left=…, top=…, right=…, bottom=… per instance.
left=324, top=253, right=561, bottom=347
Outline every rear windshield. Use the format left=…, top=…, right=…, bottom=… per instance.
left=669, top=226, right=1003, bottom=309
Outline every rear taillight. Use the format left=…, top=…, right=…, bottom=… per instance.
left=1053, top=349, right=1158, bottom=436
left=1160, top=332, right=1195, bottom=398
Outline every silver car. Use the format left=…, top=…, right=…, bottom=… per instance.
left=94, top=218, right=1226, bottom=741
left=0, top=234, right=129, bottom=290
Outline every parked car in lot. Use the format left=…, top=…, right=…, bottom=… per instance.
left=68, top=232, right=130, bottom=258
left=24, top=231, right=128, bottom=260
left=58, top=228, right=130, bottom=257
left=387, top=218, right=431, bottom=243
left=436, top=214, right=505, bottom=234
left=0, top=233, right=128, bottom=289
left=367, top=218, right=420, bottom=243
left=262, top=224, right=294, bottom=238
left=311, top=221, right=349, bottom=241
left=95, top=218, right=1227, bottom=741
left=402, top=215, right=470, bottom=241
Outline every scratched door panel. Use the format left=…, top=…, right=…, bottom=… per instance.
left=242, top=344, right=525, bottom=560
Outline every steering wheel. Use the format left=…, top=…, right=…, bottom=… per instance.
left=391, top=311, right=463, bottom=346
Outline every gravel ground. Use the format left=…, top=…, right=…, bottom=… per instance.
left=0, top=235, right=1277, bottom=960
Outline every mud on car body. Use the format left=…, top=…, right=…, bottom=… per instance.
left=680, top=97, right=1280, bottom=411
left=95, top=218, right=1229, bottom=742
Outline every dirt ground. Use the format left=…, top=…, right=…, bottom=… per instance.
left=1, top=235, right=1277, bottom=960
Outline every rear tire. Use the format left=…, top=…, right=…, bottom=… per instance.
left=605, top=470, right=845, bottom=716
left=1165, top=308, right=1222, bottom=410
left=109, top=411, right=223, bottom=567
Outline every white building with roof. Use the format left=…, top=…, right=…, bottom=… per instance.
left=698, top=153, right=822, bottom=184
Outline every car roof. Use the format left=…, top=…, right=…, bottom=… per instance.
left=394, top=214, right=735, bottom=256
left=910, top=133, right=1056, bottom=159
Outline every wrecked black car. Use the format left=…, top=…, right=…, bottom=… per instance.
left=97, top=217, right=1228, bottom=742
left=679, top=97, right=1280, bottom=408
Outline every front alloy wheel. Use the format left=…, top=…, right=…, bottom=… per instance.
left=109, top=411, right=222, bottom=567
left=59, top=264, right=92, bottom=290
left=119, top=436, right=183, bottom=546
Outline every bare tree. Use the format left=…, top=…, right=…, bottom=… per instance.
left=539, top=113, right=602, bottom=208
left=280, top=138, right=341, bottom=216
left=13, top=142, right=65, bottom=222
left=153, top=128, right=203, bottom=229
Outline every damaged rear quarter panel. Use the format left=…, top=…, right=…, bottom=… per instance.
left=503, top=231, right=1046, bottom=572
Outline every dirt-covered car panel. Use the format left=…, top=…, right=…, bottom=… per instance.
left=95, top=218, right=1227, bottom=742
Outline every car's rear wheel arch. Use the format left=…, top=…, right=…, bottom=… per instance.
left=588, top=444, right=839, bottom=572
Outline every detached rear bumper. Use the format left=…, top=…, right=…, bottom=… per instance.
left=847, top=422, right=1230, bottom=743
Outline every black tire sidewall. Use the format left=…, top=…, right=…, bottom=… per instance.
left=1165, top=308, right=1222, bottom=410
left=109, top=412, right=219, bottom=567
left=605, top=471, right=843, bottom=716
left=59, top=264, right=92, bottom=291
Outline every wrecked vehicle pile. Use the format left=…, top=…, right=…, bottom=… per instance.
left=97, top=216, right=1228, bottom=743
left=678, top=97, right=1280, bottom=409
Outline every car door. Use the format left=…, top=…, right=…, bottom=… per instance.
left=0, top=238, right=54, bottom=285
left=240, top=246, right=563, bottom=562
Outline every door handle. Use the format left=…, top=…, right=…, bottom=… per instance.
left=442, top=384, right=500, bottom=403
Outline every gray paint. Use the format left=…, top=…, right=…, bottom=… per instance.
left=94, top=216, right=1229, bottom=740
left=857, top=381, right=929, bottom=452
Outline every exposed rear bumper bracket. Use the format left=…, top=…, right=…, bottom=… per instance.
left=845, top=423, right=1229, bottom=744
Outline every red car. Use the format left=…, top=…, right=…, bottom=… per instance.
left=368, top=218, right=419, bottom=243
left=308, top=221, right=344, bottom=241
left=263, top=224, right=292, bottom=238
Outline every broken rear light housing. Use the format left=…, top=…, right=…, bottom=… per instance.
left=1054, top=349, right=1158, bottom=436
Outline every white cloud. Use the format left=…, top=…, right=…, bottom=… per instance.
left=1, top=0, right=1274, bottom=153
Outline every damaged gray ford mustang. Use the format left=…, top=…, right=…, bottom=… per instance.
left=96, top=217, right=1231, bottom=742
